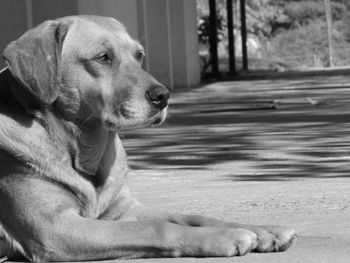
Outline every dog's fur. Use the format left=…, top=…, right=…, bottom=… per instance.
left=0, top=16, right=296, bottom=262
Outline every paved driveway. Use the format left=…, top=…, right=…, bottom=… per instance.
left=120, top=75, right=350, bottom=263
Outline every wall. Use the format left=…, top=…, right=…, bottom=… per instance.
left=77, top=0, right=139, bottom=38
left=0, top=1, right=27, bottom=69
left=138, top=0, right=200, bottom=89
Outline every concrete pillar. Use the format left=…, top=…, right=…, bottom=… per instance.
left=138, top=0, right=173, bottom=88
left=169, top=0, right=201, bottom=88
left=31, top=0, right=77, bottom=26
left=77, top=0, right=139, bottom=38
left=139, top=0, right=200, bottom=89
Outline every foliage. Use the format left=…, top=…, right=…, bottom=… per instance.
left=197, top=0, right=350, bottom=71
left=269, top=21, right=328, bottom=67
left=269, top=0, right=350, bottom=67
left=197, top=0, right=228, bottom=46
left=197, top=13, right=226, bottom=44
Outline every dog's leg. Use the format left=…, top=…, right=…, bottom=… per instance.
left=3, top=213, right=260, bottom=261
left=127, top=203, right=297, bottom=253
left=0, top=178, right=259, bottom=261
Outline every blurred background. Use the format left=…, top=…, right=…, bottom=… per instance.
left=197, top=0, right=350, bottom=77
left=1, top=0, right=349, bottom=89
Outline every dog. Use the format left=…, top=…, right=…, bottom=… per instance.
left=0, top=16, right=296, bottom=262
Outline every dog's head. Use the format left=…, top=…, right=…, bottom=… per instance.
left=2, top=15, right=169, bottom=130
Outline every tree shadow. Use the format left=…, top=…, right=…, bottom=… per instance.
left=121, top=75, right=350, bottom=181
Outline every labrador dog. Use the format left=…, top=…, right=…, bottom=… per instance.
left=0, top=16, right=296, bottom=262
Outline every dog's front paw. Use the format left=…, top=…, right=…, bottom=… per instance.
left=249, top=225, right=297, bottom=253
left=196, top=228, right=258, bottom=257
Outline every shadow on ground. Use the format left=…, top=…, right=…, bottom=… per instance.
left=120, top=75, right=350, bottom=181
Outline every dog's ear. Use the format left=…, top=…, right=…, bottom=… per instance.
left=2, top=20, right=68, bottom=106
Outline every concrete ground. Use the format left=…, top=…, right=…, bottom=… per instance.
left=7, top=75, right=350, bottom=262
left=118, top=75, right=350, bottom=263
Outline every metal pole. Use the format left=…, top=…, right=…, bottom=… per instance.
left=227, top=0, right=236, bottom=75
left=209, top=0, right=219, bottom=76
left=240, top=0, right=248, bottom=71
left=324, top=0, right=334, bottom=67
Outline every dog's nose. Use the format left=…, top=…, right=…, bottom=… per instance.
left=147, top=85, right=170, bottom=110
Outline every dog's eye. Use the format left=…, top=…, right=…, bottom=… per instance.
left=135, top=50, right=145, bottom=62
left=95, top=53, right=111, bottom=63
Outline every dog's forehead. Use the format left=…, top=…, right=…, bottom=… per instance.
left=61, top=16, right=138, bottom=53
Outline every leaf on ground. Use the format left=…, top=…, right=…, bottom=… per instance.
left=307, top=97, right=328, bottom=106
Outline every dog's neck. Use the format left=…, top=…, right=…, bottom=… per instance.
left=45, top=111, right=113, bottom=177
left=73, top=123, right=110, bottom=176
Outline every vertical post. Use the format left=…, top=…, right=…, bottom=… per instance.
left=209, top=0, right=219, bottom=76
left=324, top=0, right=333, bottom=67
left=226, top=0, right=236, bottom=75
left=25, top=0, right=33, bottom=29
left=240, top=0, right=248, bottom=71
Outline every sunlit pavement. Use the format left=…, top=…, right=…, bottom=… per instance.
left=120, top=75, right=350, bottom=262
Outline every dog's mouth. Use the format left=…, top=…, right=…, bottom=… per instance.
left=103, top=107, right=167, bottom=130
left=138, top=107, right=168, bottom=128
left=147, top=108, right=167, bottom=127
left=151, top=117, right=163, bottom=126
left=150, top=116, right=165, bottom=127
